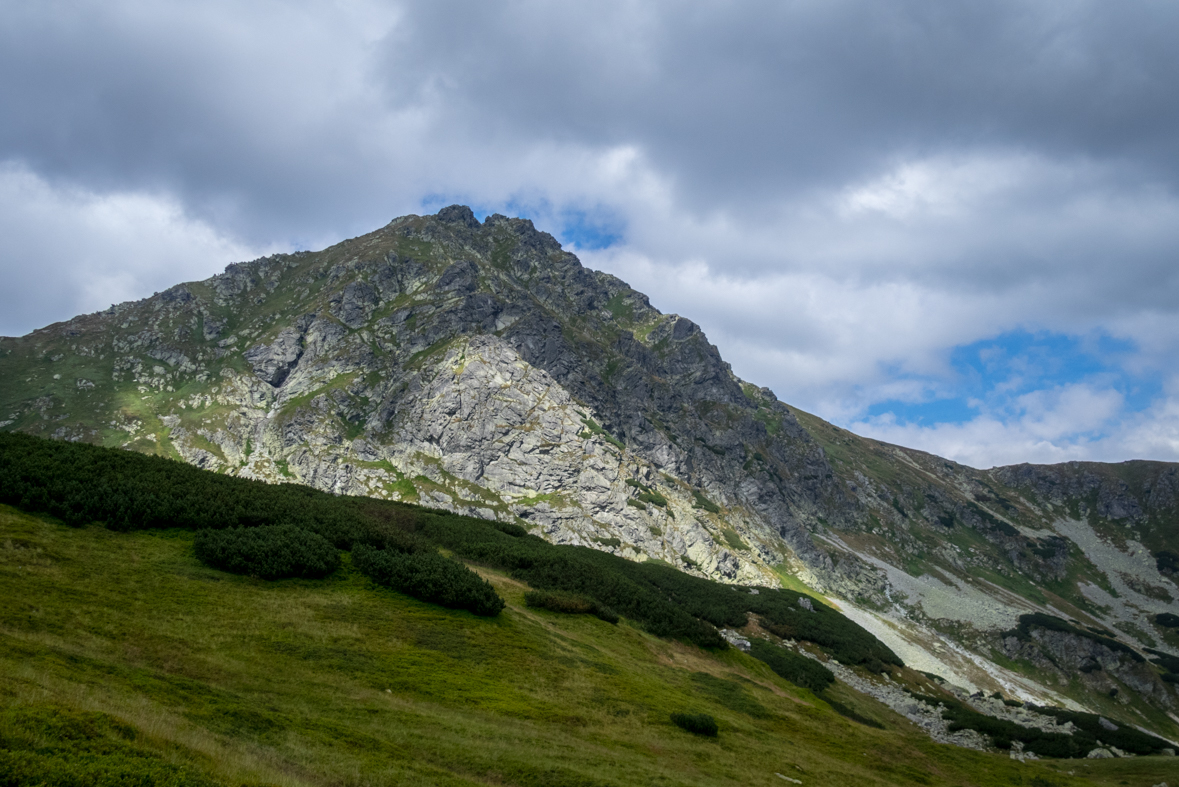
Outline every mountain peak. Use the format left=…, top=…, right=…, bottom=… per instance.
left=3, top=210, right=1179, bottom=739
left=435, top=203, right=481, bottom=228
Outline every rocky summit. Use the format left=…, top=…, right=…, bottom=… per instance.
left=4, top=205, right=1179, bottom=742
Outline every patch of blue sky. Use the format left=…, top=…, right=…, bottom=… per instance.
left=554, top=209, right=623, bottom=250
left=866, top=329, right=1162, bottom=427
left=865, top=396, right=979, bottom=426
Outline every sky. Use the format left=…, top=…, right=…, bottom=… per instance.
left=2, top=0, right=1179, bottom=469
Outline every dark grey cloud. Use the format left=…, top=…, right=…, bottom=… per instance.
left=4, top=1, right=1178, bottom=238
left=2, top=0, right=1179, bottom=465
left=0, top=2, right=408, bottom=240
left=380, top=2, right=1179, bottom=202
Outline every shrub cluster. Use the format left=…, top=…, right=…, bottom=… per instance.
left=1029, top=705, right=1173, bottom=756
left=408, top=510, right=901, bottom=664
left=1155, top=612, right=1179, bottom=628
left=1144, top=647, right=1179, bottom=682
left=524, top=590, right=619, bottom=623
left=1156, top=550, right=1179, bottom=575
left=910, top=692, right=1172, bottom=757
left=822, top=697, right=884, bottom=729
left=670, top=712, right=717, bottom=736
left=411, top=511, right=728, bottom=647
left=748, top=640, right=834, bottom=692
left=0, top=705, right=221, bottom=787
left=352, top=544, right=504, bottom=617
left=624, top=561, right=901, bottom=668
left=194, top=525, right=339, bottom=579
left=636, top=491, right=668, bottom=508
left=625, top=478, right=668, bottom=508
left=0, top=432, right=366, bottom=546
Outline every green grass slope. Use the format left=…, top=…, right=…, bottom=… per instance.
left=4, top=506, right=1178, bottom=786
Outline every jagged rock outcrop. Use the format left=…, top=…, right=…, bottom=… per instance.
left=1002, top=627, right=1174, bottom=708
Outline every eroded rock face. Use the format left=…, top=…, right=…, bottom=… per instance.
left=245, top=327, right=303, bottom=386
left=205, top=330, right=778, bottom=582
left=1002, top=628, right=1175, bottom=709
left=331, top=282, right=379, bottom=329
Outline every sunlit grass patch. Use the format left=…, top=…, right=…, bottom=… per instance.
left=0, top=504, right=1164, bottom=786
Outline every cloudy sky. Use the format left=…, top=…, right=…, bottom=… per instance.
left=3, top=1, right=1178, bottom=468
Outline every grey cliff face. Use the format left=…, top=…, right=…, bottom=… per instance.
left=244, top=327, right=304, bottom=386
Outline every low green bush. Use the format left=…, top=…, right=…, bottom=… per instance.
left=1143, top=644, right=1179, bottom=682
left=1155, top=550, right=1179, bottom=575
left=911, top=693, right=1079, bottom=756
left=408, top=509, right=900, bottom=661
left=748, top=640, right=834, bottom=692
left=1155, top=612, right=1179, bottom=628
left=524, top=590, right=619, bottom=623
left=492, top=522, right=529, bottom=538
left=1029, top=705, right=1173, bottom=756
left=353, top=544, right=504, bottom=617
left=194, top=525, right=340, bottom=580
left=636, top=491, right=668, bottom=508
left=823, top=697, right=884, bottom=728
left=721, top=529, right=748, bottom=552
left=0, top=705, right=220, bottom=787
left=412, top=513, right=728, bottom=647
left=670, top=712, right=717, bottom=736
left=0, top=432, right=367, bottom=546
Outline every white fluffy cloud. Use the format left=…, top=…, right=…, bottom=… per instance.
left=0, top=162, right=268, bottom=335
left=577, top=150, right=1179, bottom=393
left=851, top=379, right=1179, bottom=468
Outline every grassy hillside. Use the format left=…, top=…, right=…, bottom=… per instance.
left=3, top=506, right=1179, bottom=786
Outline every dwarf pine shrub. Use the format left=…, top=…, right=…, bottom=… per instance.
left=524, top=590, right=619, bottom=623
left=194, top=525, right=339, bottom=580
left=352, top=544, right=504, bottom=617
left=670, top=712, right=718, bottom=736
left=748, top=640, right=834, bottom=693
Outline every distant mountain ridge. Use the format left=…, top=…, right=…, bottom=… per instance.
left=4, top=204, right=1179, bottom=740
